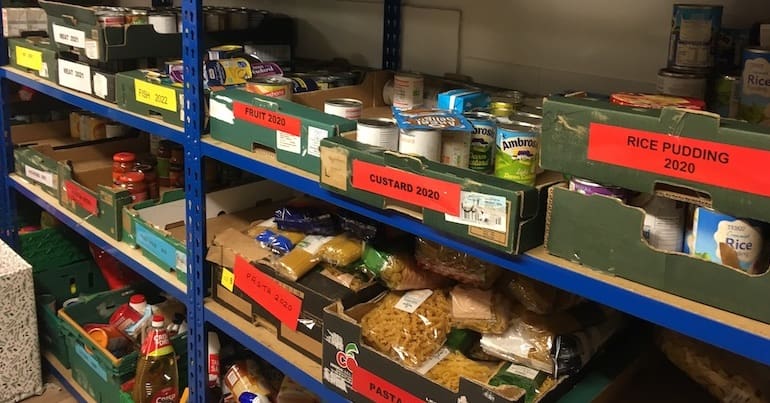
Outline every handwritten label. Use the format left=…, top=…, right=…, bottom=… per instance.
left=276, top=130, right=301, bottom=154
left=15, top=46, right=42, bottom=71
left=233, top=255, right=302, bottom=330
left=351, top=364, right=423, bottom=403
left=351, top=160, right=462, bottom=216
left=588, top=123, right=770, bottom=198
left=51, top=24, right=86, bottom=48
left=58, top=59, right=92, bottom=94
left=233, top=102, right=301, bottom=136
left=307, top=126, right=327, bottom=158
left=64, top=180, right=98, bottom=215
left=220, top=268, right=234, bottom=292
left=23, top=165, right=55, bottom=188
left=134, top=79, right=178, bottom=112
left=136, top=225, right=178, bottom=272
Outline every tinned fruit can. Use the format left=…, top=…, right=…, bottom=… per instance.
left=495, top=120, right=540, bottom=186
left=392, top=72, right=424, bottom=110
left=464, top=111, right=496, bottom=173
left=398, top=129, right=441, bottom=161
left=245, top=77, right=293, bottom=100
left=656, top=68, right=707, bottom=100
left=324, top=98, right=363, bottom=120
left=357, top=118, right=399, bottom=150
left=667, top=4, right=723, bottom=71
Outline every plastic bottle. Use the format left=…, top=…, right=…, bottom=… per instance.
left=110, top=294, right=147, bottom=336
left=207, top=331, right=221, bottom=388
left=134, top=315, right=179, bottom=403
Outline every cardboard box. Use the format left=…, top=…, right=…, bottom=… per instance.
left=123, top=181, right=295, bottom=283
left=12, top=120, right=78, bottom=198
left=544, top=185, right=770, bottom=324
left=2, top=7, right=47, bottom=37
left=541, top=95, right=770, bottom=223
left=57, top=58, right=117, bottom=103
left=209, top=84, right=359, bottom=175
left=322, top=301, right=528, bottom=403
left=207, top=227, right=386, bottom=362
left=58, top=134, right=149, bottom=241
left=8, top=36, right=58, bottom=83
left=319, top=136, right=561, bottom=254
left=115, top=70, right=188, bottom=127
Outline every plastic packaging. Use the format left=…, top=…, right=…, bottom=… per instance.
left=450, top=285, right=512, bottom=334
left=415, top=238, right=502, bottom=288
left=319, top=263, right=374, bottom=291
left=109, top=294, right=146, bottom=338
left=224, top=359, right=273, bottom=401
left=360, top=290, right=451, bottom=368
left=506, top=274, right=583, bottom=315
left=423, top=350, right=497, bottom=392
left=488, top=363, right=555, bottom=403
left=362, top=244, right=452, bottom=290
left=134, top=315, right=179, bottom=403
left=336, top=211, right=379, bottom=241
left=318, top=233, right=363, bottom=267
left=276, top=235, right=334, bottom=281
left=274, top=207, right=337, bottom=235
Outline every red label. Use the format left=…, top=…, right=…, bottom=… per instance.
left=149, top=386, right=177, bottom=403
left=208, top=354, right=220, bottom=387
left=351, top=160, right=462, bottom=216
left=351, top=365, right=423, bottom=403
left=233, top=101, right=301, bottom=136
left=64, top=180, right=98, bottom=215
left=233, top=255, right=302, bottom=330
left=587, top=123, right=770, bottom=198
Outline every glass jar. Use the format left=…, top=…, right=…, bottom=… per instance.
left=136, top=163, right=159, bottom=200
left=169, top=145, right=184, bottom=188
left=116, top=171, right=148, bottom=202
left=157, top=140, right=172, bottom=187
left=112, top=152, right=136, bottom=184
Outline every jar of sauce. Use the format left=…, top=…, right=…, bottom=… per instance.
left=113, top=152, right=136, bottom=184
left=116, top=171, right=148, bottom=202
left=136, top=163, right=159, bottom=200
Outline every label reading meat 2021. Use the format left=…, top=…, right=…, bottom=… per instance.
left=587, top=123, right=770, bottom=197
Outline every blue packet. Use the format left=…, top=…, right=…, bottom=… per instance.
left=392, top=107, right=474, bottom=131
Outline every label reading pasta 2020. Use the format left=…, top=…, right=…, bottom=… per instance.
left=394, top=289, right=433, bottom=313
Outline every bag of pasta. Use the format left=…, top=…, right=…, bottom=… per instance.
left=318, top=233, right=363, bottom=267
left=362, top=243, right=452, bottom=290
left=415, top=238, right=502, bottom=288
left=276, top=235, right=334, bottom=281
left=360, top=290, right=451, bottom=368
left=421, top=349, right=498, bottom=392
left=450, top=285, right=512, bottom=334
left=246, top=218, right=306, bottom=255
left=657, top=328, right=770, bottom=403
left=506, top=273, right=583, bottom=315
left=488, top=363, right=556, bottom=403
left=319, top=262, right=374, bottom=291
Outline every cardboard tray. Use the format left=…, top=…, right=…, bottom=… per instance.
left=544, top=184, right=770, bottom=324
left=541, top=95, right=770, bottom=223
left=115, top=70, right=188, bottom=128
left=12, top=120, right=79, bottom=198
left=8, top=36, right=58, bottom=83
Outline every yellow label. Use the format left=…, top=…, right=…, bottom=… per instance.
left=134, top=79, right=177, bottom=112
left=220, top=267, right=234, bottom=292
left=147, top=345, right=174, bottom=357
left=15, top=46, right=43, bottom=71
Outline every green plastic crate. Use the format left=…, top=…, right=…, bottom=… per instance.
left=20, top=227, right=90, bottom=270
left=37, top=294, right=71, bottom=368
left=33, top=260, right=109, bottom=306
left=61, top=286, right=188, bottom=402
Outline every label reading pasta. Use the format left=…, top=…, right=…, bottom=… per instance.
left=505, top=364, right=539, bottom=380
left=415, top=347, right=450, bottom=375
left=394, top=289, right=433, bottom=313
left=351, top=365, right=423, bottom=403
left=233, top=255, right=302, bottom=330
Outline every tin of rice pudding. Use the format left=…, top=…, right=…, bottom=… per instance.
left=324, top=98, right=363, bottom=120
left=569, top=178, right=628, bottom=201
left=633, top=194, right=685, bottom=253
left=357, top=118, right=399, bottom=150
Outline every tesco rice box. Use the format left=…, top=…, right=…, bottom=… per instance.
left=692, top=207, right=769, bottom=274
left=437, top=89, right=490, bottom=112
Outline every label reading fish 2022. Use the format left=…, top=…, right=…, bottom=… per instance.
left=587, top=122, right=770, bottom=197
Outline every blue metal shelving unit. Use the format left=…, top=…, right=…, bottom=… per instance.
left=1, top=0, right=770, bottom=402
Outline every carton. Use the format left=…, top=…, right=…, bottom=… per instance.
left=115, top=70, right=188, bottom=127
left=8, top=37, right=58, bottom=83
left=319, top=136, right=561, bottom=253
left=544, top=185, right=770, bottom=324
left=123, top=181, right=295, bottom=283
left=541, top=95, right=770, bottom=223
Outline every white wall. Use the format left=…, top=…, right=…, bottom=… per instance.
left=129, top=0, right=770, bottom=95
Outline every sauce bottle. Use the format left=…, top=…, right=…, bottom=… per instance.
left=134, top=315, right=179, bottom=403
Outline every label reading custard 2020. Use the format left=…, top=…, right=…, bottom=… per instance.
left=587, top=123, right=770, bottom=197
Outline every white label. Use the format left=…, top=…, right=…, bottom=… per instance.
left=209, top=97, right=233, bottom=124
left=52, top=24, right=86, bottom=48
left=505, top=364, right=539, bottom=379
left=93, top=73, right=108, bottom=99
left=276, top=130, right=301, bottom=154
left=179, top=93, right=185, bottom=122
left=40, top=62, right=49, bottom=78
left=743, top=57, right=770, bottom=98
left=298, top=235, right=333, bottom=255
left=416, top=347, right=450, bottom=375
left=445, top=191, right=507, bottom=232
left=175, top=250, right=187, bottom=273
left=84, top=39, right=99, bottom=60
left=307, top=126, right=327, bottom=158
left=24, top=165, right=55, bottom=188
left=260, top=217, right=276, bottom=228
left=58, top=59, right=92, bottom=94
left=394, top=289, right=433, bottom=313
left=679, top=19, right=712, bottom=42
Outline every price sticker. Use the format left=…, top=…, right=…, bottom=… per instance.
left=587, top=122, right=770, bottom=198
left=220, top=268, right=234, bottom=292
left=64, top=180, right=98, bottom=215
left=233, top=255, right=302, bottom=330
left=15, top=46, right=42, bottom=71
left=134, top=79, right=178, bottom=112
left=351, top=160, right=462, bottom=216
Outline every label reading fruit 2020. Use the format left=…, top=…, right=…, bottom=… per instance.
left=587, top=123, right=770, bottom=198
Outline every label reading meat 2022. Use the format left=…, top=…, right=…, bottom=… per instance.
left=587, top=123, right=770, bottom=197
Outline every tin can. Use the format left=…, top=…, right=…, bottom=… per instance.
left=633, top=194, right=685, bottom=252
left=656, top=68, right=707, bottom=99
left=96, top=10, right=125, bottom=27
left=738, top=47, right=770, bottom=124
left=398, top=129, right=442, bottom=161
left=393, top=72, right=424, bottom=110
left=464, top=111, right=496, bottom=173
left=227, top=9, right=250, bottom=30
left=569, top=178, right=628, bottom=201
left=514, top=108, right=542, bottom=120
left=357, top=118, right=399, bottom=150
left=492, top=90, right=523, bottom=106
left=708, top=74, right=740, bottom=118
left=610, top=92, right=706, bottom=110
left=324, top=98, right=363, bottom=120
left=207, top=45, right=243, bottom=61
left=716, top=28, right=750, bottom=72
left=205, top=58, right=252, bottom=86
left=489, top=101, right=514, bottom=120
left=441, top=131, right=471, bottom=168
left=126, top=9, right=148, bottom=25
left=245, top=77, right=293, bottom=100
left=315, top=76, right=337, bottom=90
left=692, top=207, right=769, bottom=274
left=149, top=13, right=176, bottom=34
left=289, top=76, right=319, bottom=93
left=668, top=4, right=722, bottom=71
left=495, top=121, right=539, bottom=186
